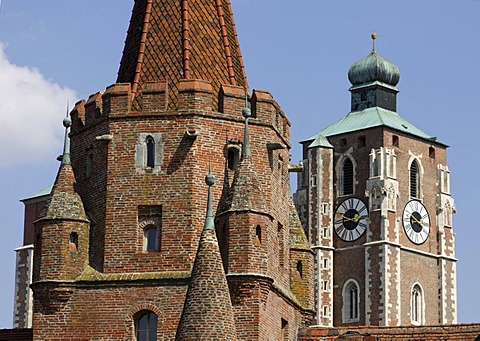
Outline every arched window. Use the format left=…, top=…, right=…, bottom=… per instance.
left=410, top=160, right=420, bottom=199
left=341, top=157, right=354, bottom=196
left=343, top=280, right=360, bottom=323
left=411, top=284, right=424, bottom=325
left=144, top=225, right=158, bottom=252
left=135, top=311, right=158, bottom=341
left=146, top=136, right=155, bottom=168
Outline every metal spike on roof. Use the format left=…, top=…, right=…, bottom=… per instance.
left=61, top=103, right=71, bottom=166
left=241, top=94, right=251, bottom=158
left=204, top=162, right=215, bottom=231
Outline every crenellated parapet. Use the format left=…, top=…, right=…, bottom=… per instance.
left=69, top=80, right=291, bottom=146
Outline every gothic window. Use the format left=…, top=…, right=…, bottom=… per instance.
left=146, top=136, right=155, bottom=168
left=341, top=157, right=354, bottom=196
left=144, top=225, right=159, bottom=252
left=411, top=284, right=424, bottom=325
left=135, top=311, right=158, bottom=341
left=410, top=160, right=420, bottom=199
left=343, top=279, right=360, bottom=323
left=136, top=133, right=163, bottom=174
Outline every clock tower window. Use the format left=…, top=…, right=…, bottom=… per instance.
left=411, top=283, right=424, bottom=325
left=342, top=279, right=360, bottom=323
left=409, top=160, right=420, bottom=199
left=341, top=158, right=354, bottom=196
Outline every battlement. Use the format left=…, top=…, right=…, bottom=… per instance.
left=69, top=79, right=291, bottom=144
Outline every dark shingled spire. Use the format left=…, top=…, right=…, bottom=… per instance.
left=176, top=169, right=237, bottom=340
left=117, top=0, right=248, bottom=108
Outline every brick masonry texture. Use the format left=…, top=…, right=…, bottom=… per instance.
left=24, top=1, right=315, bottom=338
left=9, top=0, right=471, bottom=340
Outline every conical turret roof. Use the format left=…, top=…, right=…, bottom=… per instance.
left=117, top=0, right=248, bottom=109
left=176, top=170, right=237, bottom=340
left=37, top=115, right=87, bottom=223
left=226, top=104, right=267, bottom=214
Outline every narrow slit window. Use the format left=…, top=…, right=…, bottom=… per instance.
left=146, top=136, right=155, bottom=168
left=69, top=232, right=78, bottom=252
left=255, top=225, right=262, bottom=244
left=296, top=261, right=303, bottom=279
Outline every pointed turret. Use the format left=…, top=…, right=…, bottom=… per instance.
left=176, top=168, right=237, bottom=340
left=36, top=114, right=87, bottom=223
left=33, top=113, right=89, bottom=282
left=227, top=102, right=267, bottom=213
left=117, top=0, right=248, bottom=109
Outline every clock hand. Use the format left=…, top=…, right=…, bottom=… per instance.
left=411, top=214, right=423, bottom=226
left=353, top=214, right=364, bottom=223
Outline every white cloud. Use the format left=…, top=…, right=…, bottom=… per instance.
left=0, top=43, right=77, bottom=168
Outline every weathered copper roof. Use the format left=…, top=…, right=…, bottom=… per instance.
left=20, top=184, right=53, bottom=202
left=117, top=0, right=248, bottom=109
left=303, top=107, right=440, bottom=145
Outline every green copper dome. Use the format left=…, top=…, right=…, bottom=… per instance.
left=348, top=49, right=400, bottom=87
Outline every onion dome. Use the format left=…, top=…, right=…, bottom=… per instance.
left=348, top=33, right=400, bottom=87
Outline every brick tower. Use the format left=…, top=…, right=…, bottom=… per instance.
left=294, top=34, right=457, bottom=327
left=24, top=0, right=315, bottom=339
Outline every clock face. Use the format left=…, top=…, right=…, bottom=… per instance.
left=334, top=198, right=369, bottom=241
left=402, top=200, right=430, bottom=245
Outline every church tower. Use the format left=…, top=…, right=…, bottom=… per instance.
left=294, top=34, right=457, bottom=327
left=23, top=0, right=315, bottom=339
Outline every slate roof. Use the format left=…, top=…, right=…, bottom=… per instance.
left=117, top=0, right=248, bottom=109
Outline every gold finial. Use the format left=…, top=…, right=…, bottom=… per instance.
left=371, top=32, right=377, bottom=51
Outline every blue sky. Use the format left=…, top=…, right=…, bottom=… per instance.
left=0, top=0, right=479, bottom=328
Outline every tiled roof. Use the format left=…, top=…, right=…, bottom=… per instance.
left=117, top=0, right=248, bottom=110
left=303, top=107, right=439, bottom=145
